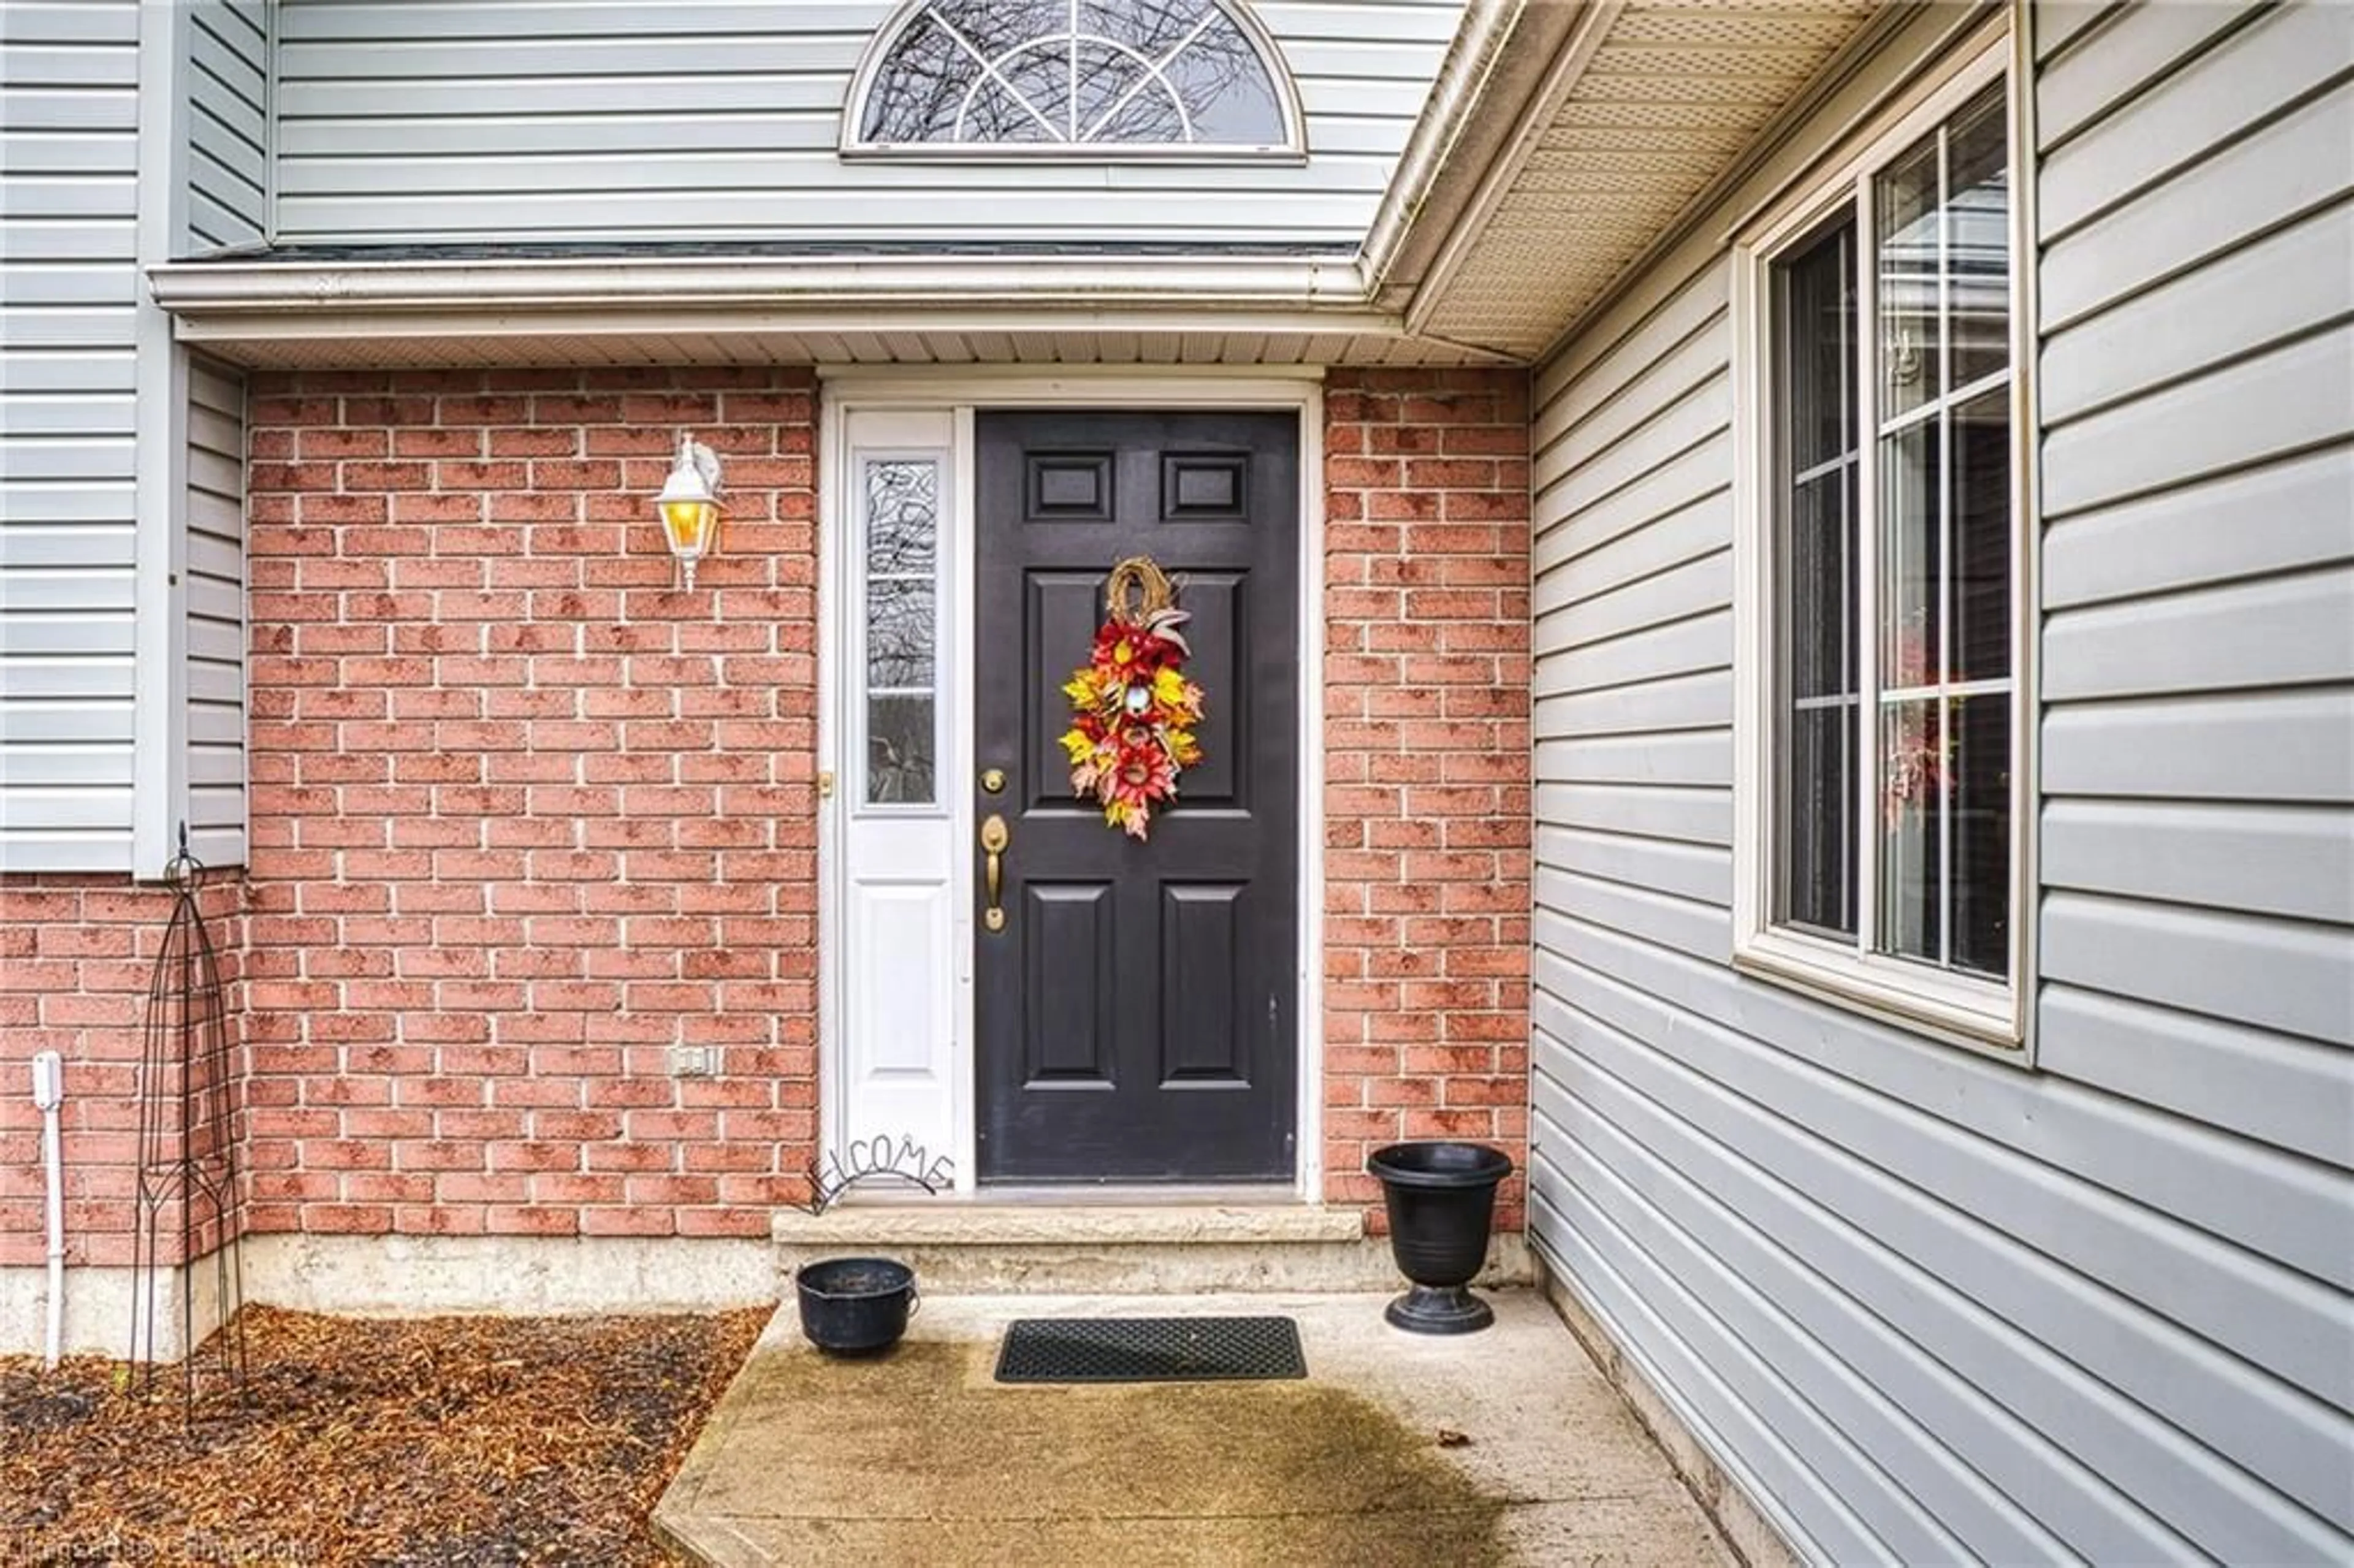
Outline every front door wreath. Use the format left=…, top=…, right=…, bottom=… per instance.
left=1059, top=555, right=1204, bottom=840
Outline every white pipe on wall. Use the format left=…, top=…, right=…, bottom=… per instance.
left=31, top=1051, right=63, bottom=1371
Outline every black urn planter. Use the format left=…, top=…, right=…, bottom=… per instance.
left=796, top=1256, right=920, bottom=1356
left=1368, top=1141, right=1513, bottom=1334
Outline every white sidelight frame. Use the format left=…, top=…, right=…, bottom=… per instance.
left=1727, top=21, right=2038, bottom=1057
left=817, top=370, right=1327, bottom=1198
left=825, top=411, right=967, bottom=1172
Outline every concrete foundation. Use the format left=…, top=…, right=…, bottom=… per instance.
left=237, top=1234, right=777, bottom=1317
left=1534, top=1247, right=1799, bottom=1568
left=0, top=1259, right=232, bottom=1362
left=0, top=1220, right=1545, bottom=1355
left=0, top=1236, right=777, bottom=1355
left=773, top=1202, right=1532, bottom=1293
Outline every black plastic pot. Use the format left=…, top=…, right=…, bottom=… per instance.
left=796, top=1256, right=920, bottom=1356
left=1368, top=1141, right=1514, bottom=1334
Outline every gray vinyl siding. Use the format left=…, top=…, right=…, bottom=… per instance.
left=183, top=358, right=247, bottom=866
left=0, top=0, right=143, bottom=871
left=1526, top=4, right=2354, bottom=1564
left=2, top=5, right=256, bottom=872
left=2034, top=0, right=2353, bottom=1147
left=268, top=0, right=1460, bottom=245
left=186, top=0, right=270, bottom=251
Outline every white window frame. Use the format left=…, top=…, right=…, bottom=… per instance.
left=839, top=0, right=1307, bottom=161
left=1729, top=26, right=2037, bottom=1056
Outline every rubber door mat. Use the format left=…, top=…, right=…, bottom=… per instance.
left=993, top=1315, right=1307, bottom=1383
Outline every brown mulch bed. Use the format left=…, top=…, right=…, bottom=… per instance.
left=0, top=1304, right=768, bottom=1566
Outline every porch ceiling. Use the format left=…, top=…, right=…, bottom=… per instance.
left=1376, top=0, right=1889, bottom=363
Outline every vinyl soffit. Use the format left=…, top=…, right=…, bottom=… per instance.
left=1415, top=0, right=1881, bottom=359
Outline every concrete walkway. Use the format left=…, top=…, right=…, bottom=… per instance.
left=655, top=1290, right=1734, bottom=1567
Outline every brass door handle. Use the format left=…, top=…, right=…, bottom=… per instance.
left=980, top=813, right=1009, bottom=932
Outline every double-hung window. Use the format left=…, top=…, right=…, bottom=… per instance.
left=1733, top=40, right=2030, bottom=1049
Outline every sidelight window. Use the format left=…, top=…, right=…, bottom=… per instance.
left=1733, top=45, right=2029, bottom=1049
left=860, top=457, right=943, bottom=805
left=846, top=0, right=1301, bottom=154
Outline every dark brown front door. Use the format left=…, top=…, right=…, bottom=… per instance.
left=974, top=410, right=1299, bottom=1182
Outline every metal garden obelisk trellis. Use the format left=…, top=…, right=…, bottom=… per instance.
left=130, top=830, right=248, bottom=1412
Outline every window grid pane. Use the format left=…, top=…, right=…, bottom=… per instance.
left=1771, top=215, right=1860, bottom=940
left=862, top=458, right=941, bottom=807
left=858, top=1, right=1289, bottom=149
left=1948, top=693, right=2011, bottom=975
left=1875, top=133, right=1943, bottom=422
left=1878, top=698, right=1943, bottom=964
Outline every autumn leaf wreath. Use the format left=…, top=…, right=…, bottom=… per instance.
left=1059, top=555, right=1204, bottom=840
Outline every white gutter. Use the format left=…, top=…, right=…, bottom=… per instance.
left=1402, top=1, right=1624, bottom=338
left=1359, top=0, right=1528, bottom=299
left=31, top=1051, right=63, bottom=1370
left=148, top=253, right=1374, bottom=317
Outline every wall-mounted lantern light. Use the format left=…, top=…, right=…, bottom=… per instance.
left=655, top=433, right=724, bottom=590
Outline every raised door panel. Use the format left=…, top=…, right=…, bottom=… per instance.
left=1023, top=882, right=1118, bottom=1086
left=1161, top=882, right=1252, bottom=1085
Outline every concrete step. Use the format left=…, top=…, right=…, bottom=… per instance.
left=772, top=1200, right=1529, bottom=1294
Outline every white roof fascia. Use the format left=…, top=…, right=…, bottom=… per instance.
left=1359, top=0, right=1528, bottom=298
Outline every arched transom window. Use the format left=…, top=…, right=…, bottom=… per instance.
left=847, top=0, right=1301, bottom=155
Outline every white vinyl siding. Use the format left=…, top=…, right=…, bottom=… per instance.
left=1528, top=4, right=2353, bottom=1564
left=187, top=0, right=271, bottom=251
left=0, top=0, right=143, bottom=871
left=183, top=357, right=248, bottom=866
left=2, top=4, right=259, bottom=872
left=267, top=0, right=1460, bottom=245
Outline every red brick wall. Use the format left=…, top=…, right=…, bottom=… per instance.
left=240, top=367, right=820, bottom=1241
left=0, top=877, right=246, bottom=1266
left=4, top=364, right=1532, bottom=1263
left=1320, top=368, right=1533, bottom=1232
